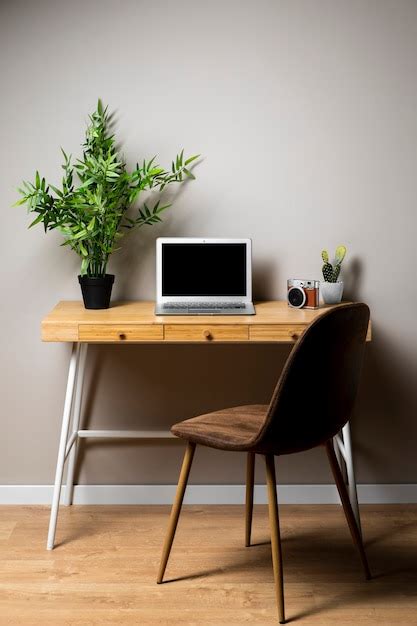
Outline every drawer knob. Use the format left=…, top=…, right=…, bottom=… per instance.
left=119, top=333, right=127, bottom=340
left=203, top=330, right=213, bottom=340
left=291, top=333, right=299, bottom=341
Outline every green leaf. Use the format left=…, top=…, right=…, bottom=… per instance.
left=61, top=147, right=70, bottom=163
left=156, top=202, right=171, bottom=213
left=29, top=213, right=44, bottom=228
left=72, top=229, right=88, bottom=240
left=185, top=154, right=200, bottom=166
left=79, top=242, right=89, bottom=256
left=13, top=197, right=28, bottom=207
left=35, top=171, right=40, bottom=189
left=184, top=168, right=195, bottom=179
left=146, top=156, right=156, bottom=171
left=87, top=217, right=95, bottom=231
left=49, top=184, right=63, bottom=197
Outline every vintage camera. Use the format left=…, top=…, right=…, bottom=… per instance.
left=287, top=279, right=320, bottom=309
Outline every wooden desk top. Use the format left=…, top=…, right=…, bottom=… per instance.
left=41, top=300, right=371, bottom=343
left=42, top=301, right=371, bottom=343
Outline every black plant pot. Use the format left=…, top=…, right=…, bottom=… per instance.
left=78, top=274, right=115, bottom=310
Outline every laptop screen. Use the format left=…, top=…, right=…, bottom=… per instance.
left=162, top=243, right=247, bottom=297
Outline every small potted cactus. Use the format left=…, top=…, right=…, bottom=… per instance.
left=320, top=245, right=347, bottom=304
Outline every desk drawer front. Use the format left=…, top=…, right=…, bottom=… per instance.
left=250, top=324, right=305, bottom=342
left=164, top=324, right=248, bottom=342
left=79, top=324, right=163, bottom=342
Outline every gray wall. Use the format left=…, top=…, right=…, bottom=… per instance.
left=1, top=0, right=416, bottom=487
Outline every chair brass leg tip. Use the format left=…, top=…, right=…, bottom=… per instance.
left=156, top=578, right=163, bottom=584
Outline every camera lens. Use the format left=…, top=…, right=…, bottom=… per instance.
left=288, top=287, right=306, bottom=308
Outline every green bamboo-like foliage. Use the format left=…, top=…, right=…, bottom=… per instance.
left=15, top=100, right=199, bottom=277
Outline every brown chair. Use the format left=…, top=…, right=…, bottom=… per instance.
left=157, top=303, right=371, bottom=624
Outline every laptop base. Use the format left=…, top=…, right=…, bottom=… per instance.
left=155, top=303, right=256, bottom=316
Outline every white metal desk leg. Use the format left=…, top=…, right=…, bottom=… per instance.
left=64, top=343, right=88, bottom=506
left=342, top=421, right=362, bottom=533
left=47, top=343, right=80, bottom=550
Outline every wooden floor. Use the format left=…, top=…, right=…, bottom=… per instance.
left=1, top=504, right=416, bottom=625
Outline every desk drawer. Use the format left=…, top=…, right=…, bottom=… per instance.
left=79, top=324, right=163, bottom=342
left=164, top=324, right=249, bottom=342
left=250, top=324, right=305, bottom=342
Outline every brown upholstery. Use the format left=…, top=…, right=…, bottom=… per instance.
left=171, top=303, right=370, bottom=456
left=171, top=404, right=268, bottom=451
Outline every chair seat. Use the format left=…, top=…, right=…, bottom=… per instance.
left=171, top=404, right=268, bottom=451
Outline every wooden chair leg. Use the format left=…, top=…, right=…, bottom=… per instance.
left=157, top=442, right=196, bottom=584
left=325, top=440, right=371, bottom=580
left=265, top=455, right=285, bottom=624
left=245, top=452, right=255, bottom=547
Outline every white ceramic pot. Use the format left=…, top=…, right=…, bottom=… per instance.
left=320, top=281, right=344, bottom=304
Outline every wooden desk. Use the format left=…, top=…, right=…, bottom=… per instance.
left=42, top=301, right=370, bottom=550
left=42, top=300, right=371, bottom=343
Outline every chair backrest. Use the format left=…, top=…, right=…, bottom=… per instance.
left=253, top=303, right=370, bottom=455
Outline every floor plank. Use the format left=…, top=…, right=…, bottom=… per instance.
left=0, top=504, right=416, bottom=624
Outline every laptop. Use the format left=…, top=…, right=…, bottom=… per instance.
left=155, top=238, right=255, bottom=315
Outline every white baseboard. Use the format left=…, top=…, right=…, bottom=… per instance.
left=0, top=484, right=416, bottom=505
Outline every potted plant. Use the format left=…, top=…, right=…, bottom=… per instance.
left=321, top=245, right=347, bottom=304
left=15, top=100, right=199, bottom=309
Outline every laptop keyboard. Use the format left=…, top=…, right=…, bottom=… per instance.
left=162, top=302, right=246, bottom=310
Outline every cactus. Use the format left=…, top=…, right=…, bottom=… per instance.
left=321, top=246, right=347, bottom=282
left=321, top=249, right=334, bottom=281
left=335, top=245, right=346, bottom=265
